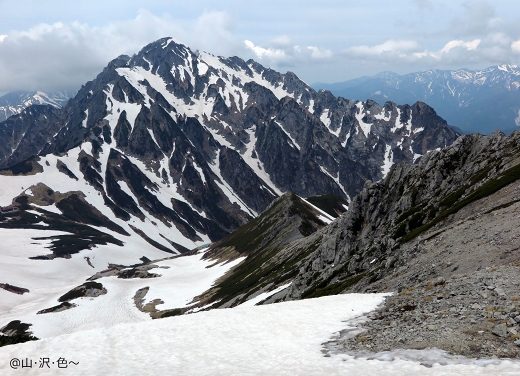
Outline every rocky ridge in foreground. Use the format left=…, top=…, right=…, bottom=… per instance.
left=195, top=129, right=520, bottom=359
left=279, top=130, right=520, bottom=302
left=327, top=167, right=520, bottom=359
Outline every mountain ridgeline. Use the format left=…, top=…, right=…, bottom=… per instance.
left=201, top=130, right=520, bottom=307
left=2, top=37, right=520, bottom=360
left=0, top=37, right=457, bottom=256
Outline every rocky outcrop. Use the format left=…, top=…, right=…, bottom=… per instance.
left=265, top=130, right=520, bottom=301
left=327, top=267, right=520, bottom=359
left=0, top=283, right=29, bottom=295
left=58, top=281, right=107, bottom=302
left=186, top=128, right=520, bottom=359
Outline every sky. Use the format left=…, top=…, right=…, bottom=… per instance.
left=0, top=0, right=519, bottom=93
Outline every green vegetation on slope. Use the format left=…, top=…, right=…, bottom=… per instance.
left=199, top=193, right=329, bottom=307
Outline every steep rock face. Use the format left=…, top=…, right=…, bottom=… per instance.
left=1, top=38, right=458, bottom=192
left=0, top=105, right=62, bottom=168
left=277, top=130, right=520, bottom=300
left=0, top=37, right=458, bottom=257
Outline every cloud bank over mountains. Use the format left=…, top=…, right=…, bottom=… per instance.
left=0, top=10, right=247, bottom=93
left=0, top=1, right=519, bottom=93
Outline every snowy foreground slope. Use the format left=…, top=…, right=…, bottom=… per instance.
left=1, top=294, right=519, bottom=375
left=0, top=229, right=243, bottom=339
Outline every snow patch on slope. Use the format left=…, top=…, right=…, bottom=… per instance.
left=241, top=127, right=283, bottom=196
left=239, top=282, right=292, bottom=307
left=374, top=108, right=391, bottom=121
left=381, top=145, right=394, bottom=177
left=300, top=196, right=335, bottom=223
left=355, top=102, right=372, bottom=137
left=276, top=121, right=301, bottom=150
left=209, top=149, right=257, bottom=216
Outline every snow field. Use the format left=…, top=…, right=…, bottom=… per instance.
left=1, top=293, right=519, bottom=375
left=0, top=141, right=209, bottom=251
left=0, top=232, right=245, bottom=339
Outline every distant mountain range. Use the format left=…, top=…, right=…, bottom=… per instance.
left=0, top=90, right=75, bottom=122
left=313, top=65, right=520, bottom=135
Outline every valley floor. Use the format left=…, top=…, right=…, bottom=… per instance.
left=1, top=293, right=520, bottom=375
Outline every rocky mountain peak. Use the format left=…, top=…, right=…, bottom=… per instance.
left=0, top=37, right=458, bottom=261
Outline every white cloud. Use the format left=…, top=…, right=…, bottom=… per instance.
left=1, top=2, right=519, bottom=91
left=0, top=10, right=246, bottom=93
left=440, top=39, right=481, bottom=54
left=340, top=34, right=520, bottom=69
left=512, top=40, right=520, bottom=54
left=244, top=40, right=287, bottom=60
left=244, top=39, right=333, bottom=65
left=307, top=46, right=333, bottom=59
left=345, top=40, right=422, bottom=58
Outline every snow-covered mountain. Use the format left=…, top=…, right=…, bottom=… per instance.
left=314, top=65, right=520, bottom=134
left=0, top=37, right=459, bottom=245
left=0, top=37, right=457, bottom=341
left=0, top=90, right=75, bottom=122
left=4, top=37, right=520, bottom=368
left=0, top=37, right=458, bottom=256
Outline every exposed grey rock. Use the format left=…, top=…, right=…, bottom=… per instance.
left=0, top=283, right=29, bottom=295
left=0, top=320, right=34, bottom=337
left=278, top=130, right=520, bottom=301
left=324, top=266, right=520, bottom=359
left=492, top=323, right=508, bottom=338
left=58, top=281, right=107, bottom=302
left=37, top=302, right=77, bottom=314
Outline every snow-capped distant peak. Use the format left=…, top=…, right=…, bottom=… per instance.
left=0, top=90, right=75, bottom=122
